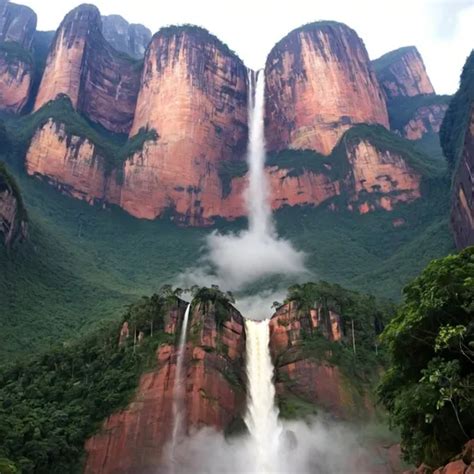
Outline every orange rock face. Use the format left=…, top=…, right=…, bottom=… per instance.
left=0, top=52, right=32, bottom=112
left=0, top=0, right=37, bottom=49
left=118, top=26, right=248, bottom=223
left=25, top=119, right=111, bottom=204
left=84, top=301, right=246, bottom=474
left=269, top=301, right=370, bottom=419
left=34, top=4, right=141, bottom=134
left=265, top=21, right=389, bottom=155
left=373, top=46, right=435, bottom=101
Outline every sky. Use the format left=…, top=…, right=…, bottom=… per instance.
left=20, top=0, right=474, bottom=94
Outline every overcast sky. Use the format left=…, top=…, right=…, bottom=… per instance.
left=20, top=0, right=474, bottom=94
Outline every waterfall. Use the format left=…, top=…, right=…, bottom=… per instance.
left=246, top=69, right=273, bottom=237
left=244, top=319, right=282, bottom=473
left=169, top=303, right=191, bottom=466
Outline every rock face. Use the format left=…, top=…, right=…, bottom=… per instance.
left=223, top=132, right=422, bottom=218
left=402, top=103, right=448, bottom=140
left=0, top=44, right=32, bottom=112
left=451, top=106, right=474, bottom=249
left=34, top=4, right=141, bottom=134
left=101, top=15, right=151, bottom=59
left=372, top=46, right=435, bottom=101
left=265, top=21, right=389, bottom=155
left=118, top=26, right=248, bottom=223
left=0, top=0, right=37, bottom=113
left=0, top=163, right=27, bottom=246
left=25, top=118, right=114, bottom=204
left=0, top=0, right=37, bottom=48
left=269, top=300, right=369, bottom=419
left=84, top=301, right=246, bottom=473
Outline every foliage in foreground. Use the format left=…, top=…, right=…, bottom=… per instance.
left=0, top=292, right=179, bottom=473
left=378, top=247, right=474, bottom=467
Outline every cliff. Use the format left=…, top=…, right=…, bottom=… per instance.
left=0, top=0, right=37, bottom=113
left=101, top=14, right=151, bottom=59
left=440, top=51, right=474, bottom=249
left=265, top=21, right=389, bottom=155
left=0, top=0, right=37, bottom=48
left=0, top=161, right=27, bottom=246
left=372, top=47, right=435, bottom=102
left=84, top=296, right=246, bottom=473
left=0, top=41, right=33, bottom=112
left=270, top=299, right=368, bottom=419
left=222, top=125, right=425, bottom=218
left=118, top=25, right=248, bottom=223
left=34, top=4, right=141, bottom=134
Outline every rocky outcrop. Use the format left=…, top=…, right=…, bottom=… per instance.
left=34, top=4, right=141, bottom=134
left=269, top=300, right=370, bottom=419
left=405, top=440, right=474, bottom=474
left=451, top=106, right=474, bottom=249
left=84, top=300, right=246, bottom=473
left=0, top=0, right=37, bottom=49
left=25, top=118, right=114, bottom=204
left=118, top=26, right=248, bottom=223
left=0, top=43, right=32, bottom=112
left=265, top=21, right=389, bottom=155
left=222, top=130, right=422, bottom=218
left=101, top=15, right=151, bottom=59
left=372, top=47, right=435, bottom=102
left=0, top=162, right=27, bottom=246
left=402, top=102, right=448, bottom=140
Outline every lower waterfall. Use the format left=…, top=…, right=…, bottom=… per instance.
left=244, top=319, right=282, bottom=473
left=169, top=303, right=191, bottom=467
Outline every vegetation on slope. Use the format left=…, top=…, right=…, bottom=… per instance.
left=5, top=96, right=157, bottom=173
left=0, top=293, right=181, bottom=474
left=0, top=41, right=33, bottom=67
left=440, top=50, right=474, bottom=171
left=387, top=94, right=451, bottom=133
left=378, top=247, right=474, bottom=467
left=266, top=124, right=446, bottom=180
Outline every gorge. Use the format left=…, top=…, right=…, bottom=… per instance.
left=0, top=1, right=472, bottom=474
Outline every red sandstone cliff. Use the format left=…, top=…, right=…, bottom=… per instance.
left=0, top=163, right=27, bottom=246
left=402, top=102, right=448, bottom=140
left=0, top=0, right=37, bottom=49
left=265, top=21, right=389, bottom=155
left=84, top=300, right=246, bottom=474
left=372, top=47, right=435, bottom=101
left=0, top=0, right=37, bottom=113
left=117, top=26, right=248, bottom=223
left=34, top=4, right=141, bottom=134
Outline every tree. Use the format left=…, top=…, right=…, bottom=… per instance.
left=378, top=247, right=474, bottom=467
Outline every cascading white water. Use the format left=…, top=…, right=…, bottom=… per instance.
left=244, top=319, right=282, bottom=473
left=246, top=69, right=273, bottom=237
left=169, top=303, right=191, bottom=465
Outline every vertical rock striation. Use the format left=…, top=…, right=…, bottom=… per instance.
left=265, top=21, right=389, bottom=155
left=0, top=0, right=37, bottom=48
left=372, top=46, right=435, bottom=101
left=118, top=26, right=248, bottom=223
left=84, top=300, right=246, bottom=474
left=34, top=4, right=141, bottom=134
